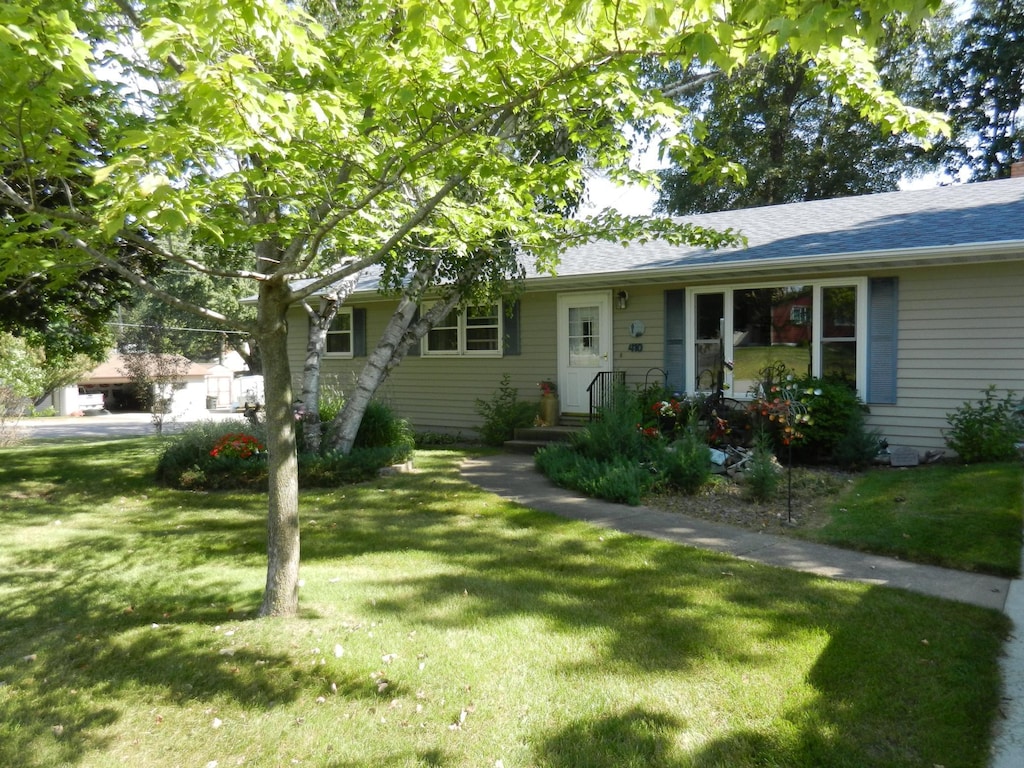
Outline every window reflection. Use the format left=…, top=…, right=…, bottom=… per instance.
left=692, top=284, right=861, bottom=395
left=694, top=293, right=724, bottom=391
left=732, top=286, right=812, bottom=395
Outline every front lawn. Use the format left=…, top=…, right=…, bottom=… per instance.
left=796, top=461, right=1024, bottom=577
left=0, top=439, right=1011, bottom=767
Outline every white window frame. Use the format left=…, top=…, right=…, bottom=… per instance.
left=324, top=307, right=354, bottom=359
left=686, top=278, right=867, bottom=398
left=421, top=301, right=503, bottom=357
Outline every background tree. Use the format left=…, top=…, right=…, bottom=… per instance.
left=937, top=0, right=1024, bottom=180
left=117, top=238, right=260, bottom=370
left=655, top=12, right=952, bottom=213
left=0, top=0, right=945, bottom=618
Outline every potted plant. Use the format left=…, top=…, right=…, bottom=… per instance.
left=538, top=380, right=558, bottom=426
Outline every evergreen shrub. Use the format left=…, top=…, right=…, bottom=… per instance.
left=744, top=435, right=782, bottom=502
left=534, top=444, right=658, bottom=505
left=788, top=375, right=868, bottom=464
left=662, top=426, right=711, bottom=494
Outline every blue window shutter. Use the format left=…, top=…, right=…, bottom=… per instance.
left=664, top=290, right=686, bottom=394
left=352, top=308, right=367, bottom=357
left=503, top=300, right=521, bottom=356
left=867, top=277, right=898, bottom=404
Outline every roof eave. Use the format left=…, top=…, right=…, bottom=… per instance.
left=336, top=239, right=1024, bottom=301
left=516, top=239, right=1024, bottom=291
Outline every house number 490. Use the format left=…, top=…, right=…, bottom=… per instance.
left=628, top=343, right=644, bottom=353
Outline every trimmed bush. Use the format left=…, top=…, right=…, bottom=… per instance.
left=831, top=408, right=882, bottom=470
left=747, top=365, right=870, bottom=465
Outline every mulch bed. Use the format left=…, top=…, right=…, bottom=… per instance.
left=644, top=465, right=858, bottom=532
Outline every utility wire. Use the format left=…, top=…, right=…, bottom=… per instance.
left=107, top=322, right=250, bottom=335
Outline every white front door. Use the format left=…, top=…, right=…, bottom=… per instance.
left=557, top=291, right=613, bottom=414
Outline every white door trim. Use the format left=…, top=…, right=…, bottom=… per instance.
left=556, top=291, right=614, bottom=414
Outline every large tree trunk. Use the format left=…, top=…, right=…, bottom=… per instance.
left=255, top=279, right=301, bottom=618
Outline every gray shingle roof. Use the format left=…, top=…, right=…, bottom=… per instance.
left=545, top=177, right=1024, bottom=280
left=326, top=178, right=1024, bottom=297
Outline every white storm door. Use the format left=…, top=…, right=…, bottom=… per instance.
left=557, top=292, right=613, bottom=414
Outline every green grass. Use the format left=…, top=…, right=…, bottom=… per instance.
left=0, top=439, right=1012, bottom=767
left=797, top=462, right=1024, bottom=577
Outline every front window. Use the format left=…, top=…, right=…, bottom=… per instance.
left=465, top=305, right=500, bottom=352
left=427, top=309, right=460, bottom=352
left=424, top=303, right=502, bottom=356
left=732, top=285, right=812, bottom=394
left=568, top=304, right=601, bottom=363
left=688, top=281, right=865, bottom=396
left=326, top=309, right=353, bottom=356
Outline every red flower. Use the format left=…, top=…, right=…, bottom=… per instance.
left=210, top=433, right=265, bottom=460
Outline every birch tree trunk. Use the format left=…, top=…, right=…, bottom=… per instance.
left=297, top=278, right=357, bottom=454
left=255, top=279, right=301, bottom=618
left=324, top=261, right=489, bottom=455
left=327, top=294, right=419, bottom=455
left=298, top=296, right=339, bottom=454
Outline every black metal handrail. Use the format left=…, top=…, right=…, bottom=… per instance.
left=586, top=370, right=625, bottom=420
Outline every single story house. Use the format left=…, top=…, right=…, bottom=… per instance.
left=287, top=174, right=1024, bottom=455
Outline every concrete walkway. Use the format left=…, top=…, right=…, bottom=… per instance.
left=460, top=453, right=1024, bottom=768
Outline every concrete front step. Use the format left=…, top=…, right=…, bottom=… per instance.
left=505, top=425, right=582, bottom=454
left=513, top=425, right=579, bottom=442
left=504, top=439, right=552, bottom=454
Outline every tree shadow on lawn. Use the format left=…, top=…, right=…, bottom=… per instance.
left=296, top=473, right=1009, bottom=765
left=0, top=438, right=164, bottom=523
left=1, top=447, right=1010, bottom=766
left=530, top=582, right=1005, bottom=767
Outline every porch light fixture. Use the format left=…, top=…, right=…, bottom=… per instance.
left=617, top=290, right=628, bottom=310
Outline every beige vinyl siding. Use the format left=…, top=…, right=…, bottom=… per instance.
left=288, top=286, right=678, bottom=436
left=610, top=284, right=671, bottom=391
left=864, top=260, right=1024, bottom=453
left=288, top=295, right=559, bottom=437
